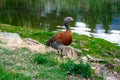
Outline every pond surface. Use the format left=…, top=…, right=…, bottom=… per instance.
left=0, top=0, right=120, bottom=45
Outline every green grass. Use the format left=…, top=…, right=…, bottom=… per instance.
left=115, top=66, right=120, bottom=73
left=0, top=67, right=31, bottom=80
left=33, top=53, right=57, bottom=66
left=33, top=53, right=76, bottom=79
left=0, top=48, right=14, bottom=55
left=72, top=33, right=120, bottom=60
left=60, top=60, right=92, bottom=78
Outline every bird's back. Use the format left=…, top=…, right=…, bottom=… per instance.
left=57, top=30, right=72, bottom=45
left=46, top=30, right=72, bottom=47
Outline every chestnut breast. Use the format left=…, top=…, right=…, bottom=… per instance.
left=57, top=30, right=72, bottom=45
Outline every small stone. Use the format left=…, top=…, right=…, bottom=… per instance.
left=105, top=62, right=114, bottom=69
left=114, top=58, right=120, bottom=63
left=82, top=56, right=88, bottom=63
left=74, top=48, right=82, bottom=56
left=103, top=53, right=109, bottom=57
left=84, top=48, right=89, bottom=51
left=92, top=67, right=100, bottom=74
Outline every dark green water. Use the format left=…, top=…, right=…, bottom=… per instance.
left=0, top=0, right=120, bottom=32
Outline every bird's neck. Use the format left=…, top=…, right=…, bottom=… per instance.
left=64, top=22, right=70, bottom=30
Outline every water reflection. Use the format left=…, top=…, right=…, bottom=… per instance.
left=73, top=16, right=120, bottom=46
left=73, top=22, right=91, bottom=36
left=109, top=14, right=120, bottom=34
left=94, top=23, right=105, bottom=33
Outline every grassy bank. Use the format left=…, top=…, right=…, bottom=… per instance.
left=0, top=23, right=120, bottom=58
left=0, top=23, right=120, bottom=79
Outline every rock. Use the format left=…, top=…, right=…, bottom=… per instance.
left=104, top=53, right=109, bottom=57
left=0, top=32, right=22, bottom=48
left=114, top=58, right=120, bottom=66
left=0, top=32, right=57, bottom=53
left=22, top=38, right=57, bottom=53
left=0, top=32, right=81, bottom=59
left=87, top=55, right=105, bottom=63
left=22, top=38, right=40, bottom=45
left=92, top=67, right=100, bottom=75
left=82, top=56, right=88, bottom=63
left=61, top=46, right=82, bottom=60
left=87, top=55, right=93, bottom=59
left=105, top=75, right=118, bottom=80
left=91, top=62, right=120, bottom=80
left=74, top=48, right=82, bottom=56
left=84, top=48, right=89, bottom=51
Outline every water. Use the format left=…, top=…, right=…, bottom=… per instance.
left=73, top=15, right=120, bottom=46
left=0, top=0, right=120, bottom=45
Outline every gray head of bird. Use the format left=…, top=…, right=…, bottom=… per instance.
left=64, top=17, right=73, bottom=24
left=63, top=17, right=73, bottom=29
